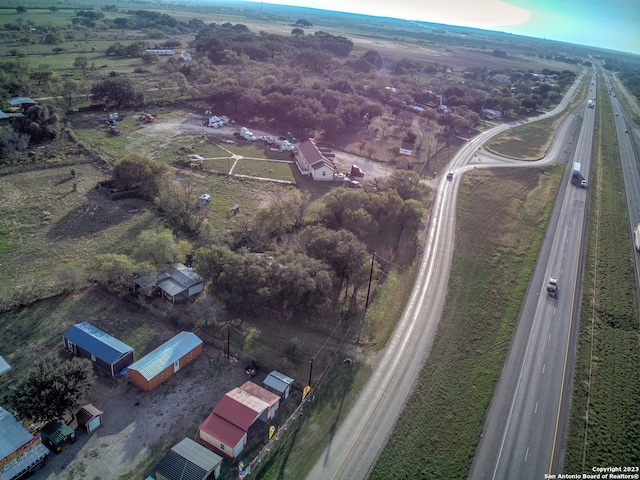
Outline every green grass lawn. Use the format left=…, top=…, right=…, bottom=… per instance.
left=232, top=158, right=295, bottom=182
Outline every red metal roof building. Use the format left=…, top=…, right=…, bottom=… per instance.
left=198, top=382, right=281, bottom=460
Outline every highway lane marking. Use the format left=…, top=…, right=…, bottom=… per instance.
left=535, top=401, right=539, bottom=413
left=525, top=447, right=530, bottom=462
left=542, top=363, right=546, bottom=374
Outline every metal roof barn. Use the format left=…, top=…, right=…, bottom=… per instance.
left=0, top=407, right=49, bottom=479
left=63, top=322, right=134, bottom=377
left=127, top=332, right=203, bottom=391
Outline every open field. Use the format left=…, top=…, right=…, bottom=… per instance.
left=370, top=165, right=563, bottom=478
left=485, top=74, right=589, bottom=159
left=563, top=72, right=640, bottom=470
left=0, top=161, right=293, bottom=306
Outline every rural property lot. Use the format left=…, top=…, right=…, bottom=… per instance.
left=30, top=347, right=248, bottom=480
left=1, top=286, right=333, bottom=480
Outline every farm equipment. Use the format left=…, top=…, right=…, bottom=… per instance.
left=139, top=113, right=155, bottom=123
left=108, top=126, right=121, bottom=136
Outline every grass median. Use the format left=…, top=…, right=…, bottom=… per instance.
left=370, top=165, right=563, bottom=479
left=563, top=71, right=640, bottom=472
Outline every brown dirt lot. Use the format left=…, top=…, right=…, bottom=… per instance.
left=30, top=347, right=248, bottom=480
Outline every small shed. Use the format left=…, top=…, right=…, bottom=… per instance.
left=63, top=322, right=134, bottom=377
left=40, top=421, right=76, bottom=454
left=75, top=404, right=104, bottom=434
left=198, top=413, right=247, bottom=461
left=263, top=370, right=294, bottom=399
left=127, top=332, right=203, bottom=391
left=156, top=437, right=223, bottom=480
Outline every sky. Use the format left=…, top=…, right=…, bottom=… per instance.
left=247, top=0, right=640, bottom=55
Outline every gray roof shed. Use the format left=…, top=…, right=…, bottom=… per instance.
left=156, top=437, right=222, bottom=480
left=263, top=370, right=294, bottom=398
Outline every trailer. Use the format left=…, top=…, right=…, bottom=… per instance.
left=634, top=224, right=640, bottom=252
left=571, top=162, right=581, bottom=185
left=239, top=127, right=257, bottom=141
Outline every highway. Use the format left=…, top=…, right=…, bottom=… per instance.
left=469, top=70, right=596, bottom=478
left=608, top=71, right=640, bottom=313
left=306, top=70, right=586, bottom=480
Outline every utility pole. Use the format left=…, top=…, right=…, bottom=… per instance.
left=225, top=323, right=230, bottom=358
left=365, top=252, right=376, bottom=309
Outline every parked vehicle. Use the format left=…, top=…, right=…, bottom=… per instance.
left=239, top=127, right=257, bottom=141
left=350, top=165, right=365, bottom=177
left=571, top=162, right=582, bottom=185
left=547, top=277, right=558, bottom=298
left=580, top=179, right=588, bottom=188
left=634, top=224, right=640, bottom=252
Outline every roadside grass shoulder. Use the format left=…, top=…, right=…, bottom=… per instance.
left=485, top=74, right=589, bottom=159
left=369, top=166, right=562, bottom=479
left=563, top=72, right=640, bottom=471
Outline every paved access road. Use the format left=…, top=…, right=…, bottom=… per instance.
left=306, top=70, right=587, bottom=480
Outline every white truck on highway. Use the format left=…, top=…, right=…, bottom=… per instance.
left=634, top=224, right=640, bottom=252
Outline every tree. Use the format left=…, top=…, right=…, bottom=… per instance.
left=112, top=153, right=168, bottom=199
left=49, top=6, right=58, bottom=13
left=91, top=76, right=142, bottom=108
left=305, top=226, right=369, bottom=294
left=44, top=32, right=64, bottom=45
left=8, top=355, right=94, bottom=423
left=73, top=56, right=89, bottom=75
left=295, top=19, right=312, bottom=27
left=16, top=6, right=27, bottom=13
left=12, top=104, right=63, bottom=143
left=133, top=228, right=184, bottom=266
left=291, top=28, right=304, bottom=37
left=60, top=79, right=91, bottom=108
